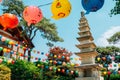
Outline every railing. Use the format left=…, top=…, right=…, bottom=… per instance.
left=81, top=48, right=95, bottom=53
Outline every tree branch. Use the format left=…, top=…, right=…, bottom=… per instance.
left=30, top=28, right=38, bottom=41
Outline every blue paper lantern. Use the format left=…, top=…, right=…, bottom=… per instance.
left=82, top=0, right=104, bottom=14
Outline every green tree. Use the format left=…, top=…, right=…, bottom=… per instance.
left=35, top=47, right=78, bottom=80
left=110, top=0, right=120, bottom=16
left=96, top=32, right=120, bottom=80
left=107, top=31, right=120, bottom=44
left=1, top=0, right=63, bottom=61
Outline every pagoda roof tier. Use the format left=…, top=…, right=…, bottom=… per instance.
left=78, top=30, right=91, bottom=36
left=77, top=35, right=94, bottom=41
left=75, top=51, right=98, bottom=57
left=78, top=25, right=90, bottom=31
left=76, top=42, right=96, bottom=49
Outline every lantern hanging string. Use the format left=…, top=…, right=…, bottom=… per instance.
left=38, top=2, right=52, bottom=7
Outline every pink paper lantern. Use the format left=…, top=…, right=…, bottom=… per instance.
left=0, top=58, right=3, bottom=63
left=1, top=37, right=6, bottom=41
left=0, top=0, right=2, bottom=3
left=23, top=6, right=43, bottom=26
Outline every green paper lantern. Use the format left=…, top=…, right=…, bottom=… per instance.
left=114, top=64, right=117, bottom=67
left=5, top=39, right=10, bottom=44
left=0, top=47, right=3, bottom=51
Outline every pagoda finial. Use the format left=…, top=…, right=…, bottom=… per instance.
left=81, top=11, right=85, bottom=17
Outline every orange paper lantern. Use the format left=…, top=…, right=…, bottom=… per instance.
left=23, top=6, right=43, bottom=26
left=0, top=13, right=19, bottom=30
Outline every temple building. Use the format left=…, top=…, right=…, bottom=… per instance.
left=0, top=25, right=34, bottom=60
left=75, top=12, right=103, bottom=80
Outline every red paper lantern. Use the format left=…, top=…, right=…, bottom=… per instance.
left=0, top=0, right=1, bottom=1
left=62, top=69, right=65, bottom=73
left=53, top=60, right=57, bottom=65
left=118, top=70, right=120, bottom=74
left=102, top=57, right=106, bottom=61
left=0, top=13, right=19, bottom=30
left=108, top=71, right=111, bottom=75
left=23, top=6, right=43, bottom=26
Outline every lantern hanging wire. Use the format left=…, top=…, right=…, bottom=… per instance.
left=38, top=2, right=52, bottom=7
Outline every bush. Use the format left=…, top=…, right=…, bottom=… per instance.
left=0, top=64, right=11, bottom=80
left=6, top=59, right=42, bottom=80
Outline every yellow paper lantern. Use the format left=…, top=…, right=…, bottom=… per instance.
left=7, top=59, right=12, bottom=64
left=54, top=55, right=57, bottom=58
left=9, top=41, right=15, bottom=45
left=50, top=60, right=53, bottom=63
left=58, top=68, right=61, bottom=72
left=103, top=71, right=107, bottom=75
left=51, top=0, right=71, bottom=20
left=97, top=57, right=101, bottom=61
left=118, top=63, right=120, bottom=68
left=3, top=48, right=7, bottom=53
left=71, top=63, right=75, bottom=66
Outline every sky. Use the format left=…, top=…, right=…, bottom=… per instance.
left=0, top=0, right=120, bottom=61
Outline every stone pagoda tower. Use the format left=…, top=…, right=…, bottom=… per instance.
left=75, top=12, right=103, bottom=80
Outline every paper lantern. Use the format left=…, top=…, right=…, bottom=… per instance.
left=66, top=56, right=70, bottom=61
left=58, top=55, right=61, bottom=58
left=0, top=58, right=3, bottom=63
left=82, top=0, right=104, bottom=14
left=108, top=71, right=111, bottom=75
left=97, top=57, right=101, bottom=61
left=49, top=67, right=52, bottom=70
left=58, top=68, right=61, bottom=72
left=3, top=48, right=7, bottom=53
left=23, top=6, right=43, bottom=26
left=53, top=60, right=57, bottom=65
left=103, top=71, right=107, bottom=75
left=102, top=57, right=106, bottom=61
left=62, top=62, right=66, bottom=66
left=37, top=64, right=41, bottom=67
left=111, top=56, right=115, bottom=60
left=71, top=63, right=75, bottom=66
left=5, top=39, right=10, bottom=44
left=51, top=0, right=71, bottom=20
left=66, top=70, right=69, bottom=74
left=54, top=55, right=57, bottom=58
left=49, top=60, right=53, bottom=63
left=0, top=47, right=3, bottom=51
left=61, top=69, right=65, bottom=73
left=1, top=37, right=6, bottom=42
left=8, top=40, right=15, bottom=45
left=71, top=70, right=74, bottom=74
left=6, top=49, right=10, bottom=53
left=11, top=60, right=15, bottom=64
left=53, top=67, right=57, bottom=71
left=118, top=70, right=120, bottom=74
left=0, top=13, right=19, bottom=30
left=45, top=66, right=49, bottom=69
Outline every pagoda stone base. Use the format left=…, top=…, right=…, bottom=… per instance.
left=75, top=64, right=103, bottom=80
left=75, top=77, right=104, bottom=80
